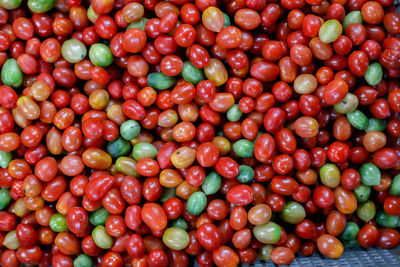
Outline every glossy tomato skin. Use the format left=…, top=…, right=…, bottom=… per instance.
left=86, top=174, right=115, bottom=201
left=196, top=223, right=221, bottom=252
left=226, top=185, right=254, bottom=205
left=384, top=196, right=400, bottom=216
left=254, top=133, right=276, bottom=163
left=141, top=203, right=167, bottom=231
left=358, top=225, right=379, bottom=248
left=215, top=157, right=239, bottom=179
left=376, top=229, right=400, bottom=249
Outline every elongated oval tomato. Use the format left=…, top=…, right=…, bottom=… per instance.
left=141, top=203, right=167, bottom=231
left=254, top=133, right=276, bottom=163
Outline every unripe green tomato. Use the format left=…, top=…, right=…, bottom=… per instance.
left=356, top=200, right=376, bottom=222
left=253, top=221, right=282, bottom=244
left=74, top=254, right=93, bottom=267
left=280, top=201, right=306, bottom=224
left=186, top=191, right=207, bottom=215
left=0, top=0, right=22, bottom=9
left=162, top=227, right=190, bottom=250
left=50, top=214, right=68, bottom=232
left=89, top=43, right=113, bottom=67
left=1, top=59, right=23, bottom=88
left=132, top=142, right=158, bottom=160
left=62, top=39, right=87, bottom=64
left=320, top=163, right=341, bottom=188
left=343, top=11, right=363, bottom=29
left=233, top=139, right=254, bottom=158
left=364, top=63, right=383, bottom=86
left=334, top=93, right=359, bottom=114
left=28, top=0, right=54, bottom=13
left=120, top=120, right=140, bottom=140
left=92, top=225, right=113, bottom=249
left=202, top=172, right=222, bottom=195
left=319, top=20, right=343, bottom=43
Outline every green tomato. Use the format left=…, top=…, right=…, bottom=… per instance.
left=106, top=137, right=131, bottom=158
left=127, top=18, right=149, bottom=31
left=0, top=0, right=22, bottom=9
left=186, top=191, right=207, bottom=215
left=223, top=12, right=230, bottom=28
left=359, top=163, right=381, bottom=186
left=74, top=254, right=93, bottom=267
left=346, top=110, right=368, bottom=130
left=237, top=165, right=254, bottom=184
left=87, top=5, right=99, bottom=24
left=340, top=222, right=359, bottom=241
left=3, top=230, right=20, bottom=250
left=132, top=142, right=158, bottom=160
left=61, top=39, right=87, bottom=63
left=181, top=61, right=206, bottom=85
left=1, top=59, right=23, bottom=88
left=216, top=130, right=224, bottom=136
left=376, top=211, right=400, bottom=228
left=89, top=43, right=113, bottom=67
left=353, top=184, right=371, bottom=203
left=334, top=93, right=358, bottom=114
left=0, top=151, right=12, bottom=168
left=280, top=201, right=306, bottom=224
left=342, top=239, right=359, bottom=248
left=0, top=188, right=11, bottom=210
left=162, top=227, right=190, bottom=250
left=227, top=104, right=242, bottom=122
left=257, top=244, right=274, bottom=261
left=50, top=214, right=68, bottom=232
left=92, top=225, right=113, bottom=249
left=115, top=157, right=138, bottom=177
left=319, top=163, right=341, bottom=188
left=356, top=200, right=376, bottom=222
left=389, top=174, right=400, bottom=196
left=202, top=172, right=222, bottom=195
left=147, top=72, right=176, bottom=90
left=366, top=118, right=386, bottom=132
left=364, top=62, right=383, bottom=86
left=343, top=11, right=363, bottom=29
left=319, top=19, right=343, bottom=43
left=252, top=221, right=282, bottom=244
left=89, top=207, right=110, bottom=226
left=120, top=120, right=140, bottom=140
left=170, top=218, right=188, bottom=230
left=233, top=139, right=254, bottom=158
left=28, top=0, right=54, bottom=13
left=159, top=187, right=176, bottom=203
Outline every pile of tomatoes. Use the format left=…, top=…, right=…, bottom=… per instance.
left=0, top=0, right=400, bottom=266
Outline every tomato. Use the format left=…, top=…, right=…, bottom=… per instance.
left=215, top=157, right=239, bottom=179
left=16, top=246, right=42, bottom=264
left=313, top=185, right=334, bottom=208
left=86, top=174, right=114, bottom=201
left=141, top=203, right=167, bottom=231
left=271, top=175, right=299, bottom=195
left=384, top=196, right=400, bottom=216
left=66, top=207, right=90, bottom=238
left=226, top=185, right=254, bottom=205
left=357, top=225, right=379, bottom=247
left=102, top=188, right=126, bottom=214
left=317, top=234, right=343, bottom=258
left=54, top=232, right=80, bottom=255
left=270, top=246, right=295, bottom=265
left=376, top=228, right=400, bottom=249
